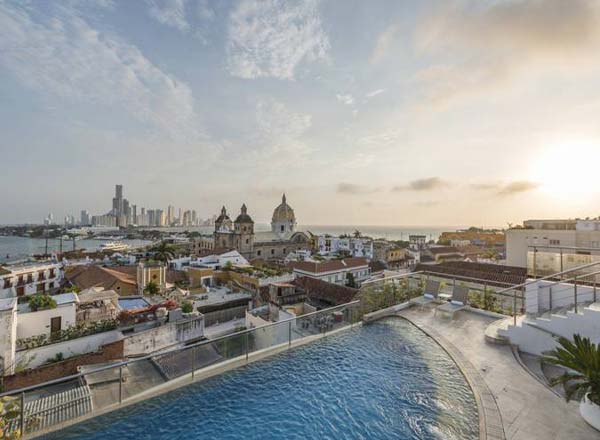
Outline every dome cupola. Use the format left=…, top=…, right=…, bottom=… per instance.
left=271, top=193, right=297, bottom=234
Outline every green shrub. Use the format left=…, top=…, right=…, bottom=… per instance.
left=181, top=301, right=193, bottom=313
left=28, top=295, right=57, bottom=312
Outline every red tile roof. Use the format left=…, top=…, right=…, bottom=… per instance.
left=288, top=257, right=368, bottom=274
left=415, top=261, right=527, bottom=288
left=292, top=276, right=359, bottom=306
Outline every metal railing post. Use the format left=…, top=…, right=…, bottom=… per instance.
left=513, top=289, right=517, bottom=326
left=533, top=247, right=537, bottom=278
left=574, top=276, right=578, bottom=314
left=118, top=366, right=123, bottom=404
left=549, top=285, right=553, bottom=311
left=245, top=332, right=249, bottom=362
left=594, top=279, right=597, bottom=303
left=560, top=249, right=564, bottom=276
left=19, top=392, right=24, bottom=435
left=191, top=346, right=195, bottom=380
left=288, top=321, right=292, bottom=347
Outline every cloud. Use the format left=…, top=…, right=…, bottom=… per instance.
left=370, top=24, right=399, bottom=64
left=366, top=89, right=385, bottom=98
left=497, top=181, right=540, bottom=196
left=0, top=2, right=205, bottom=145
left=415, top=0, right=600, bottom=107
left=336, top=183, right=379, bottom=195
left=245, top=98, right=313, bottom=166
left=414, top=200, right=440, bottom=207
left=392, top=177, right=449, bottom=192
left=336, top=94, right=354, bottom=105
left=420, top=0, right=600, bottom=55
left=471, top=180, right=540, bottom=196
left=146, top=0, right=189, bottom=31
left=226, top=0, right=330, bottom=80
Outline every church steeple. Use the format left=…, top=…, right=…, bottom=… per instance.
left=282, top=193, right=286, bottom=204
left=241, top=203, right=247, bottom=214
left=221, top=206, right=227, bottom=216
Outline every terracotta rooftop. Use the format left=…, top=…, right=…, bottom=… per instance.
left=288, top=257, right=369, bottom=274
left=429, top=246, right=463, bottom=255
left=292, top=276, right=359, bottom=306
left=415, top=261, right=527, bottom=288
left=65, top=265, right=136, bottom=291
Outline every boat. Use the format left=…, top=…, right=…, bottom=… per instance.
left=99, top=241, right=130, bottom=252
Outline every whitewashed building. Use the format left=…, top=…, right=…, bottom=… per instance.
left=0, top=261, right=63, bottom=299
left=317, top=236, right=373, bottom=259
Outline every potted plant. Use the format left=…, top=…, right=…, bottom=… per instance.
left=543, top=334, right=600, bottom=431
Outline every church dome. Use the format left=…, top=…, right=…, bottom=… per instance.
left=234, top=204, right=254, bottom=223
left=272, top=194, right=296, bottom=223
left=215, top=206, right=231, bottom=224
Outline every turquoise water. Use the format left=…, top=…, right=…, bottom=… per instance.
left=48, top=319, right=478, bottom=440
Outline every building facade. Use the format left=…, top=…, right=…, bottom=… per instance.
left=0, top=262, right=63, bottom=299
left=212, top=195, right=311, bottom=261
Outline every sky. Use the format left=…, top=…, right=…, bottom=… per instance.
left=1, top=0, right=600, bottom=227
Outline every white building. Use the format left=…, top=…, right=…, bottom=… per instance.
left=506, top=219, right=600, bottom=268
left=288, top=257, right=370, bottom=286
left=0, top=261, right=63, bottom=299
left=171, top=250, right=250, bottom=271
left=316, top=236, right=373, bottom=259
left=16, top=292, right=78, bottom=339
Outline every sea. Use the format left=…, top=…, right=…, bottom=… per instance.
left=140, top=224, right=458, bottom=242
left=0, top=236, right=153, bottom=264
left=0, top=225, right=461, bottom=264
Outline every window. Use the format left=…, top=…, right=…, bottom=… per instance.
left=246, top=239, right=249, bottom=244
left=257, top=250, right=261, bottom=256
left=281, top=225, right=284, bottom=232
left=549, top=239, right=560, bottom=246
left=271, top=249, right=275, bottom=255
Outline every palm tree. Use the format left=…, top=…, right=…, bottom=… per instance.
left=144, top=281, right=159, bottom=296
left=152, top=241, right=175, bottom=264
left=543, top=334, right=600, bottom=404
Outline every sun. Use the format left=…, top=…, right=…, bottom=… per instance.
left=531, top=139, right=600, bottom=200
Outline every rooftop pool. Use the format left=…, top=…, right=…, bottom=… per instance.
left=48, top=318, right=478, bottom=439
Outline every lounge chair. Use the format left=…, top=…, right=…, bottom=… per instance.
left=435, top=285, right=469, bottom=318
left=410, top=280, right=441, bottom=307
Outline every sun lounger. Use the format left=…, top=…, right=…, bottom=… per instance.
left=435, top=285, right=469, bottom=318
left=411, top=280, right=441, bottom=307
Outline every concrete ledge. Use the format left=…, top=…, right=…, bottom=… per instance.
left=363, top=301, right=412, bottom=322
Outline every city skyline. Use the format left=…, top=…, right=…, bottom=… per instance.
left=2, top=0, right=600, bottom=226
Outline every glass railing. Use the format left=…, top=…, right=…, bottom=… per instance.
left=359, top=271, right=525, bottom=318
left=0, top=301, right=360, bottom=438
left=527, top=246, right=600, bottom=281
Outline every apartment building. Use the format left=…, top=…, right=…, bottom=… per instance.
left=288, top=257, right=370, bottom=287
left=0, top=262, right=63, bottom=298
left=506, top=219, right=600, bottom=269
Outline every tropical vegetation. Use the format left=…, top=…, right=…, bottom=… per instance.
left=151, top=241, right=175, bottom=263
left=27, top=295, right=56, bottom=312
left=143, top=281, right=160, bottom=295
left=543, top=334, right=600, bottom=405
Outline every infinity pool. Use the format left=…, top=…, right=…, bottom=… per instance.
left=49, top=318, right=478, bottom=440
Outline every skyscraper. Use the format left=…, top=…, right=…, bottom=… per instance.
left=167, top=205, right=175, bottom=226
left=80, top=210, right=90, bottom=225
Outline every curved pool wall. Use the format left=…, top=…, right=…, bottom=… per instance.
left=48, top=318, right=478, bottom=440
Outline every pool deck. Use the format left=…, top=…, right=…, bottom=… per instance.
left=396, top=306, right=600, bottom=440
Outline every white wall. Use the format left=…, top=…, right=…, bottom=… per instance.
left=526, top=279, right=598, bottom=315
left=500, top=306, right=600, bottom=355
left=0, top=302, right=17, bottom=375
left=17, top=304, right=77, bottom=339
left=15, top=330, right=122, bottom=370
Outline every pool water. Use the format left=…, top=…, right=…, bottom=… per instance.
left=49, top=318, right=478, bottom=440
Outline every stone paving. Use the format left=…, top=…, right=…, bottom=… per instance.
left=398, top=306, right=600, bottom=440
